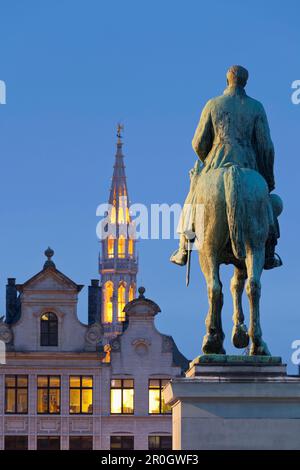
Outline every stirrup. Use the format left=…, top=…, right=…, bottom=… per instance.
left=264, top=252, right=283, bottom=270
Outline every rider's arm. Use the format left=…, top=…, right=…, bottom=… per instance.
left=253, top=103, right=275, bottom=192
left=192, top=100, right=214, bottom=163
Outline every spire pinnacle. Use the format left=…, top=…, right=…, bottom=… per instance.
left=117, top=122, right=124, bottom=145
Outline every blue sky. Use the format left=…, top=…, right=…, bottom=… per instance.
left=0, top=0, right=299, bottom=371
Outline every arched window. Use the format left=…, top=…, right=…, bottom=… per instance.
left=128, top=238, right=134, bottom=257
left=118, top=235, right=126, bottom=258
left=129, top=284, right=135, bottom=302
left=40, top=312, right=58, bottom=346
left=110, top=205, right=116, bottom=224
left=103, top=281, right=113, bottom=323
left=118, top=205, right=125, bottom=224
left=107, top=236, right=114, bottom=258
left=118, top=283, right=126, bottom=322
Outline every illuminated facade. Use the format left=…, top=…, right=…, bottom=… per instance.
left=0, top=252, right=188, bottom=450
left=99, top=126, right=138, bottom=338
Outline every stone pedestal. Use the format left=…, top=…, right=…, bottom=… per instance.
left=163, top=355, right=300, bottom=450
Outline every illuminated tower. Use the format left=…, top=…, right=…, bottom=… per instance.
left=99, top=125, right=138, bottom=338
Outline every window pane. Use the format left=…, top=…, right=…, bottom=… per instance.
left=111, top=389, right=122, bottom=413
left=37, top=436, right=60, bottom=451
left=70, top=389, right=80, bottom=413
left=49, top=333, right=58, bottom=346
left=161, top=379, right=169, bottom=387
left=40, top=334, right=49, bottom=346
left=5, top=389, right=15, bottom=413
left=149, top=389, right=160, bottom=414
left=49, top=376, right=60, bottom=387
left=17, top=376, right=28, bottom=387
left=110, top=436, right=134, bottom=450
left=110, top=436, right=122, bottom=449
left=123, top=379, right=134, bottom=388
left=111, top=379, right=121, bottom=388
left=17, top=389, right=28, bottom=413
left=49, top=389, right=60, bottom=413
left=148, top=436, right=159, bottom=449
left=70, top=376, right=80, bottom=388
left=149, top=435, right=172, bottom=450
left=82, top=389, right=93, bottom=414
left=5, top=436, right=28, bottom=450
left=37, top=376, right=48, bottom=387
left=49, top=321, right=57, bottom=333
left=5, top=376, right=16, bottom=387
left=122, top=436, right=134, bottom=450
left=149, top=379, right=160, bottom=388
left=69, top=436, right=93, bottom=450
left=37, top=389, right=48, bottom=413
left=161, top=436, right=172, bottom=449
left=82, top=377, right=93, bottom=388
left=123, top=389, right=134, bottom=414
left=41, top=321, right=48, bottom=333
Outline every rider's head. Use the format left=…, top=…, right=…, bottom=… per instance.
left=226, top=65, right=249, bottom=88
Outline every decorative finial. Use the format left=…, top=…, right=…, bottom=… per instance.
left=44, top=247, right=56, bottom=269
left=138, top=286, right=145, bottom=299
left=117, top=122, right=124, bottom=144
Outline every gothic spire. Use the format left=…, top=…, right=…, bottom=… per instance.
left=99, top=125, right=138, bottom=338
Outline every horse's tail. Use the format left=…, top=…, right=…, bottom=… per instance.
left=223, top=165, right=246, bottom=260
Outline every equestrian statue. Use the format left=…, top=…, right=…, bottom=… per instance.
left=170, top=65, right=283, bottom=356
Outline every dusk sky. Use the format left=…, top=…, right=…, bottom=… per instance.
left=0, top=0, right=299, bottom=371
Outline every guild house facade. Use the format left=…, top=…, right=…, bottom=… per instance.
left=0, top=131, right=189, bottom=450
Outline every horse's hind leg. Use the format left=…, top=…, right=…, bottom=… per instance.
left=231, top=267, right=249, bottom=349
left=200, top=253, right=225, bottom=354
left=245, top=249, right=271, bottom=356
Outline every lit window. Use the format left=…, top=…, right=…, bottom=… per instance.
left=118, top=206, right=125, bottom=224
left=110, top=205, right=116, bottom=224
left=40, top=312, right=58, bottom=347
left=37, top=376, right=60, bottom=414
left=110, top=379, right=134, bottom=414
left=118, top=235, right=126, bottom=258
left=69, top=376, right=93, bottom=414
left=128, top=238, right=134, bottom=256
left=5, top=375, right=28, bottom=414
left=103, top=281, right=113, bottom=323
left=129, top=284, right=135, bottom=302
left=149, top=379, right=171, bottom=414
left=118, top=195, right=129, bottom=224
left=118, top=283, right=126, bottom=322
left=107, top=236, right=114, bottom=258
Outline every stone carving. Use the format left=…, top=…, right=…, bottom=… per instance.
left=132, top=338, right=150, bottom=357
left=171, top=66, right=283, bottom=356
left=111, top=337, right=121, bottom=351
left=85, top=322, right=103, bottom=346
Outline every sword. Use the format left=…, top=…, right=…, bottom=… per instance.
left=186, top=243, right=191, bottom=287
left=185, top=231, right=195, bottom=287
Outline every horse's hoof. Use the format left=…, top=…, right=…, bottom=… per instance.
left=202, top=333, right=226, bottom=355
left=232, top=324, right=249, bottom=349
left=250, top=340, right=271, bottom=356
